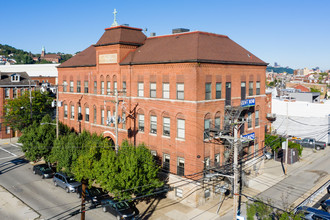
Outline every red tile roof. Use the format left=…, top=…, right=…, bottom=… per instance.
left=58, top=45, right=96, bottom=68
left=95, top=25, right=147, bottom=47
left=121, top=31, right=266, bottom=66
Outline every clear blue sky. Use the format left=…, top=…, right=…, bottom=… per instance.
left=2, top=0, right=330, bottom=70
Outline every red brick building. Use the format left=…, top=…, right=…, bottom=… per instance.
left=0, top=72, right=35, bottom=139
left=58, top=25, right=268, bottom=206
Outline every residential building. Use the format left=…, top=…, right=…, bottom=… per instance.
left=0, top=72, right=36, bottom=138
left=57, top=25, right=269, bottom=206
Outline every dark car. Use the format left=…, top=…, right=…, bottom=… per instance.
left=295, top=206, right=330, bottom=219
left=53, top=172, right=81, bottom=193
left=33, top=164, right=54, bottom=179
left=101, top=198, right=138, bottom=220
left=321, top=199, right=330, bottom=213
left=327, top=185, right=330, bottom=194
left=77, top=186, right=109, bottom=207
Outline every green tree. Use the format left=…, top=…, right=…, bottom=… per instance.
left=4, top=90, right=54, bottom=131
left=94, top=141, right=163, bottom=200
left=310, top=87, right=321, bottom=93
left=18, top=115, right=55, bottom=162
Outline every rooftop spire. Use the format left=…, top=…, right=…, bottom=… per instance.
left=111, top=8, right=118, bottom=27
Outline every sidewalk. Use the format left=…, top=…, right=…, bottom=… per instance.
left=0, top=185, right=40, bottom=220
left=0, top=137, right=19, bottom=145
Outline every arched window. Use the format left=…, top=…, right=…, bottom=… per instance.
left=214, top=111, right=221, bottom=130
left=93, top=105, right=97, bottom=124
left=137, top=109, right=144, bottom=132
left=149, top=111, right=157, bottom=134
left=162, top=111, right=170, bottom=137
left=204, top=113, right=211, bottom=139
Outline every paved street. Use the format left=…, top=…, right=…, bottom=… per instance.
left=0, top=142, right=115, bottom=220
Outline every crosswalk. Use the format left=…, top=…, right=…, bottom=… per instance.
left=0, top=143, right=24, bottom=161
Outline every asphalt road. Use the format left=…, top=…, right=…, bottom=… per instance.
left=257, top=148, right=330, bottom=210
left=0, top=143, right=116, bottom=220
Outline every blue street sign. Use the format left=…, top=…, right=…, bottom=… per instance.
left=240, top=98, right=255, bottom=107
left=241, top=132, right=255, bottom=142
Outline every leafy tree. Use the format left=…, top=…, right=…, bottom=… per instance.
left=310, top=87, right=321, bottom=93
left=94, top=141, right=163, bottom=200
left=18, top=115, right=55, bottom=162
left=4, top=90, right=54, bottom=131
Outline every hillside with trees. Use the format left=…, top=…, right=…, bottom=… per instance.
left=0, top=44, right=72, bottom=64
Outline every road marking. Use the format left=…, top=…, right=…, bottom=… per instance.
left=0, top=155, right=17, bottom=160
left=11, top=143, right=21, bottom=148
left=0, top=147, right=17, bottom=157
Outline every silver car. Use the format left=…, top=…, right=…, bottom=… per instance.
left=53, top=173, right=81, bottom=193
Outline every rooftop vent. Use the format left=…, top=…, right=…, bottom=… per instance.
left=172, top=28, right=190, bottom=34
left=150, top=32, right=156, bottom=37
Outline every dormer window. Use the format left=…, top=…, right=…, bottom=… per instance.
left=11, top=74, right=20, bottom=82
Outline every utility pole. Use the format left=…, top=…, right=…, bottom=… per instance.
left=233, top=123, right=239, bottom=220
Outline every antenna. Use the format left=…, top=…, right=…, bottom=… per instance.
left=143, top=28, right=148, bottom=34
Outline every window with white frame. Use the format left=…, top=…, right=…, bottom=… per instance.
left=205, top=83, right=211, bottom=100
left=215, top=116, right=221, bottom=130
left=204, top=157, right=210, bottom=168
left=138, top=114, right=144, bottom=132
left=84, top=81, right=88, bottom=93
left=138, top=82, right=144, bottom=97
left=248, top=112, right=252, bottom=128
left=101, top=109, right=104, bottom=125
left=176, top=83, right=184, bottom=100
left=85, top=107, right=89, bottom=122
left=78, top=105, right=82, bottom=120
left=113, top=81, right=117, bottom=92
left=94, top=81, right=97, bottom=94
left=122, top=81, right=126, bottom=96
left=163, top=154, right=170, bottom=171
left=249, top=81, right=253, bottom=96
left=101, top=81, right=104, bottom=95
left=70, top=105, right=74, bottom=119
left=107, top=110, right=111, bottom=125
left=5, top=88, right=9, bottom=98
left=150, top=83, right=156, bottom=98
left=64, top=104, right=68, bottom=118
left=256, top=81, right=260, bottom=95
left=70, top=81, right=74, bottom=92
left=204, top=118, right=211, bottom=139
left=150, top=115, right=157, bottom=134
left=163, top=117, right=170, bottom=136
left=177, top=119, right=185, bottom=139
left=63, top=81, right=67, bottom=92
left=107, top=81, right=111, bottom=95
left=177, top=157, right=185, bottom=176
left=77, top=81, right=81, bottom=93
left=216, top=82, right=222, bottom=99
left=255, top=110, right=259, bottom=127
left=93, top=106, right=97, bottom=123
left=163, top=83, right=169, bottom=99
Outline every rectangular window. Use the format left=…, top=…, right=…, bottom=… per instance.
left=255, top=110, right=259, bottom=127
left=63, top=81, right=67, bottom=92
left=122, top=81, right=126, bottom=96
left=204, top=157, right=210, bottom=168
left=13, top=88, right=17, bottom=98
left=177, top=157, right=185, bottom=176
left=70, top=81, right=74, bottom=92
left=204, top=118, right=211, bottom=139
left=77, top=81, right=81, bottom=93
left=177, top=119, right=185, bottom=139
left=138, top=114, right=144, bottom=132
left=215, top=117, right=221, bottom=130
left=248, top=112, right=252, bottom=128
left=163, top=154, right=170, bottom=172
left=249, top=81, right=254, bottom=96
left=78, top=106, right=82, bottom=120
left=241, top=82, right=246, bottom=100
left=256, top=81, right=260, bottom=95
left=162, top=83, right=170, bottom=99
left=70, top=105, right=74, bottom=119
left=101, top=81, right=104, bottom=95
left=138, top=82, right=144, bottom=97
left=94, top=81, right=97, bottom=94
left=5, top=88, right=9, bottom=98
left=216, top=83, right=222, bottom=99
left=6, top=126, right=10, bottom=134
left=113, top=81, right=117, bottom=92
left=122, top=111, right=126, bottom=129
left=107, top=110, right=111, bottom=125
left=84, top=81, right=88, bottom=93
left=150, top=115, right=157, bottom=134
left=225, top=82, right=231, bottom=106
left=150, top=82, right=156, bottom=98
left=205, top=83, right=211, bottom=100
left=64, top=104, right=68, bottom=118
left=101, top=109, right=104, bottom=125
left=85, top=107, right=89, bottom=122
left=107, top=81, right=111, bottom=95
left=94, top=107, right=97, bottom=124
left=215, top=154, right=220, bottom=167
left=176, top=83, right=184, bottom=100
left=163, top=117, right=170, bottom=136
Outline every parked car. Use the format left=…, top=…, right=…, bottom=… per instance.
left=76, top=186, right=109, bottom=207
left=298, top=138, right=326, bottom=150
left=327, top=185, right=330, bottom=194
left=53, top=173, right=81, bottom=193
left=295, top=206, right=330, bottom=219
left=321, top=199, right=330, bottom=213
left=33, top=164, right=54, bottom=179
left=101, top=198, right=138, bottom=220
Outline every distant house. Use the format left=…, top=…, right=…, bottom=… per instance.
left=0, top=71, right=36, bottom=139
left=293, top=84, right=310, bottom=92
